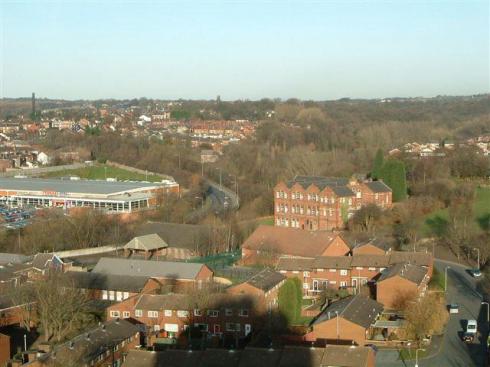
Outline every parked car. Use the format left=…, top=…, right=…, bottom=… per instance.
left=448, top=304, right=459, bottom=314
left=466, top=319, right=478, bottom=334
left=469, top=269, right=482, bottom=278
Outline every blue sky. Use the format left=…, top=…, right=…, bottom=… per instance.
left=1, top=1, right=488, bottom=100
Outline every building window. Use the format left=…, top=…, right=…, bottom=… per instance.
left=177, top=310, right=189, bottom=318
left=194, top=309, right=202, bottom=316
left=225, top=309, right=233, bottom=316
left=226, top=323, right=241, bottom=332
left=154, top=325, right=160, bottom=332
left=368, top=267, right=376, bottom=271
left=164, top=310, right=172, bottom=317
left=329, top=269, right=337, bottom=273
left=123, top=311, right=130, bottom=318
left=317, top=268, right=324, bottom=272
left=355, top=267, right=363, bottom=270
left=135, top=309, right=143, bottom=317
left=340, top=281, right=347, bottom=288
left=110, top=311, right=120, bottom=318
left=207, top=310, right=219, bottom=317
left=239, top=309, right=249, bottom=317
left=123, top=292, right=130, bottom=299
left=303, top=282, right=309, bottom=290
left=148, top=311, right=158, bottom=318
left=194, top=323, right=208, bottom=332
left=303, top=271, right=310, bottom=277
left=102, top=290, right=108, bottom=300
left=340, top=269, right=348, bottom=276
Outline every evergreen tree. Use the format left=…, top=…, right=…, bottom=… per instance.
left=371, top=148, right=384, bottom=180
left=380, top=159, right=407, bottom=201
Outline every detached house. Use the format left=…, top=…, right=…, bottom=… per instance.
left=309, top=294, right=384, bottom=346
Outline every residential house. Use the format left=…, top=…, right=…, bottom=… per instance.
left=106, top=292, right=257, bottom=343
left=91, top=258, right=213, bottom=291
left=227, top=268, right=286, bottom=311
left=121, top=345, right=376, bottom=367
left=65, top=271, right=163, bottom=301
left=22, top=319, right=140, bottom=366
left=351, top=238, right=391, bottom=256
left=376, top=263, right=430, bottom=309
left=309, top=294, right=384, bottom=346
left=241, top=225, right=350, bottom=265
left=0, top=333, right=9, bottom=366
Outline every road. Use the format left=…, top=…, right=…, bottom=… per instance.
left=206, top=180, right=239, bottom=214
left=376, top=259, right=488, bottom=367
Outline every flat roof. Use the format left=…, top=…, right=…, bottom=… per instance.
left=0, top=177, right=166, bottom=196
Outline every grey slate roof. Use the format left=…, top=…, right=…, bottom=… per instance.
left=286, top=176, right=349, bottom=190
left=135, top=293, right=192, bottom=311
left=389, top=251, right=433, bottom=267
left=124, top=234, right=168, bottom=251
left=378, top=263, right=428, bottom=285
left=66, top=271, right=150, bottom=292
left=0, top=252, right=30, bottom=265
left=92, top=257, right=208, bottom=280
left=39, top=319, right=140, bottom=364
left=276, top=257, right=314, bottom=271
left=244, top=268, right=286, bottom=292
left=350, top=254, right=390, bottom=267
left=314, top=294, right=383, bottom=329
left=313, top=256, right=352, bottom=269
left=330, top=186, right=355, bottom=197
left=0, top=177, right=163, bottom=196
left=365, top=180, right=392, bottom=193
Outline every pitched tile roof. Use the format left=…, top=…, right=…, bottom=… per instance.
left=389, top=251, right=433, bottom=267
left=378, top=263, right=428, bottom=285
left=364, top=180, right=392, bottom=193
left=350, top=254, right=390, bottom=267
left=66, top=271, right=150, bottom=293
left=244, top=268, right=286, bottom=292
left=242, top=225, right=344, bottom=258
left=314, top=294, right=383, bottom=329
left=276, top=257, right=315, bottom=271
left=123, top=234, right=168, bottom=251
left=313, top=256, right=352, bottom=269
left=92, top=257, right=209, bottom=280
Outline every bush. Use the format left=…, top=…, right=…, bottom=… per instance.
left=278, top=278, right=302, bottom=326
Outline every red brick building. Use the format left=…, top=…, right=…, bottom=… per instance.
left=274, top=176, right=392, bottom=231
left=241, top=225, right=350, bottom=265
left=276, top=251, right=433, bottom=300
left=226, top=268, right=286, bottom=312
left=107, top=292, right=258, bottom=343
left=309, top=294, right=384, bottom=346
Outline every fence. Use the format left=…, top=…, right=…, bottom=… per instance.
left=187, top=250, right=241, bottom=270
left=0, top=162, right=88, bottom=177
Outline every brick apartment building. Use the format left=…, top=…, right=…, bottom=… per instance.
left=276, top=251, right=433, bottom=303
left=107, top=292, right=259, bottom=343
left=274, top=176, right=392, bottom=231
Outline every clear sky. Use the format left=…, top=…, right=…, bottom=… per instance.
left=1, top=0, right=489, bottom=100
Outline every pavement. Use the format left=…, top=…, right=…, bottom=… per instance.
left=376, top=259, right=488, bottom=367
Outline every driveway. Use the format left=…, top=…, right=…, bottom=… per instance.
left=376, top=259, right=488, bottom=367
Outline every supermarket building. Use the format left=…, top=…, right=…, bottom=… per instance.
left=0, top=177, right=179, bottom=213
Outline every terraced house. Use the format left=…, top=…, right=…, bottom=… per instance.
left=274, top=176, right=392, bottom=231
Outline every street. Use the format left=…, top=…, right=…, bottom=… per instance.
left=376, top=259, right=488, bottom=367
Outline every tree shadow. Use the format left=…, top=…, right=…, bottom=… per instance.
left=476, top=213, right=490, bottom=231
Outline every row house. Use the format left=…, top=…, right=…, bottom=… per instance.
left=66, top=271, right=163, bottom=301
left=241, top=225, right=350, bottom=265
left=107, top=292, right=258, bottom=343
left=122, top=344, right=376, bottom=367
left=227, top=268, right=286, bottom=312
left=276, top=251, right=433, bottom=302
left=274, top=176, right=392, bottom=231
left=17, top=319, right=140, bottom=367
left=91, top=257, right=214, bottom=291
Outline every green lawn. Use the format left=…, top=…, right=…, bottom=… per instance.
left=423, top=186, right=490, bottom=236
left=257, top=216, right=275, bottom=226
left=429, top=267, right=445, bottom=291
left=42, top=164, right=163, bottom=183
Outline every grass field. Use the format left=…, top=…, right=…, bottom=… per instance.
left=423, top=186, right=490, bottom=236
left=42, top=164, right=163, bottom=183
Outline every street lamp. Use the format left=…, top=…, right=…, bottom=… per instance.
left=415, top=348, right=426, bottom=367
left=482, top=302, right=489, bottom=322
left=444, top=266, right=451, bottom=292
left=473, top=248, right=480, bottom=270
